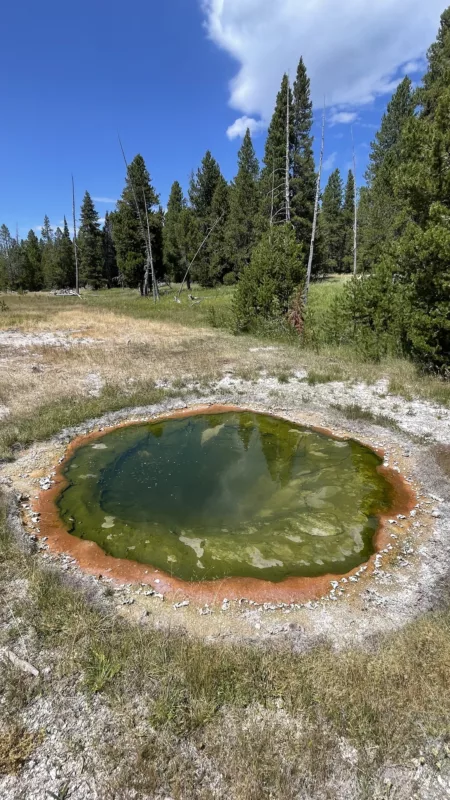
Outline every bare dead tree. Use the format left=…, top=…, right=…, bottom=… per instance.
left=285, top=80, right=291, bottom=223
left=351, top=126, right=358, bottom=275
left=71, top=175, right=79, bottom=294
left=304, top=100, right=326, bottom=305
left=118, top=135, right=159, bottom=299
left=142, top=189, right=159, bottom=302
left=177, top=212, right=226, bottom=298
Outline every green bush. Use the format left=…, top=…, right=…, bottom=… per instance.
left=233, top=225, right=305, bottom=332
left=223, top=271, right=237, bottom=286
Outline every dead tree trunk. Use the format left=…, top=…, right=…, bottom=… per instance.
left=143, top=189, right=159, bottom=302
left=304, top=101, right=326, bottom=306
left=352, top=126, right=358, bottom=275
left=119, top=136, right=159, bottom=300
left=285, top=80, right=291, bottom=223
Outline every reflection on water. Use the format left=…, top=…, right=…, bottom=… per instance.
left=57, top=412, right=393, bottom=582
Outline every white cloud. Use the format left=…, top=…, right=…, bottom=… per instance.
left=92, top=196, right=116, bottom=204
left=226, top=115, right=266, bottom=139
left=202, top=0, right=445, bottom=130
left=402, top=59, right=426, bottom=74
left=329, top=111, right=358, bottom=126
left=98, top=217, right=106, bottom=226
left=323, top=152, right=337, bottom=171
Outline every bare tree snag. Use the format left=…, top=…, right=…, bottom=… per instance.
left=351, top=126, right=358, bottom=275
left=304, top=100, right=326, bottom=305
left=285, top=81, right=291, bottom=223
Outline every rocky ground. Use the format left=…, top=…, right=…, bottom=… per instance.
left=1, top=330, right=450, bottom=799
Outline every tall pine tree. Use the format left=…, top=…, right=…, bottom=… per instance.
left=359, top=76, right=415, bottom=270
left=52, top=218, right=75, bottom=288
left=22, top=230, right=44, bottom=291
left=163, top=181, right=186, bottom=281
left=320, top=169, right=343, bottom=273
left=102, top=212, right=118, bottom=288
left=40, top=215, right=55, bottom=288
left=188, top=151, right=224, bottom=286
left=112, top=154, right=161, bottom=292
left=78, top=192, right=103, bottom=289
left=341, top=170, right=355, bottom=273
left=291, top=57, right=316, bottom=250
left=259, top=74, right=293, bottom=230
left=226, top=129, right=260, bottom=275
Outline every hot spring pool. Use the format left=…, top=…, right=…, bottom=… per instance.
left=56, top=411, right=394, bottom=582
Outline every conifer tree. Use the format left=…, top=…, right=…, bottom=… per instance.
left=291, top=57, right=316, bottom=249
left=39, top=215, right=57, bottom=288
left=112, top=154, right=161, bottom=292
left=358, top=77, right=415, bottom=270
left=102, top=212, right=118, bottom=288
left=189, top=151, right=222, bottom=219
left=163, top=181, right=186, bottom=281
left=341, top=170, right=356, bottom=273
left=233, top=224, right=304, bottom=331
left=321, top=169, right=343, bottom=272
left=22, top=230, right=43, bottom=291
left=366, top=77, right=415, bottom=185
left=259, top=74, right=293, bottom=229
left=204, top=177, right=231, bottom=285
left=188, top=151, right=225, bottom=285
left=78, top=192, right=103, bottom=289
left=226, top=129, right=260, bottom=275
left=52, top=218, right=74, bottom=288
left=176, top=207, right=200, bottom=290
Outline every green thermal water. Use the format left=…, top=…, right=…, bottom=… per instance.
left=57, top=412, right=393, bottom=582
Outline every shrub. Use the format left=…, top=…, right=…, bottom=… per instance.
left=233, top=225, right=305, bottom=332
left=223, top=271, right=237, bottom=286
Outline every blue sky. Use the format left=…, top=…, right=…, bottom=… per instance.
left=0, top=0, right=447, bottom=237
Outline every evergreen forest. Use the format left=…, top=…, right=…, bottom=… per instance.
left=1, top=10, right=449, bottom=373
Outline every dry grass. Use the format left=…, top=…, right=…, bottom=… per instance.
left=0, top=727, right=42, bottom=776
left=2, top=496, right=450, bottom=796
left=1, top=289, right=450, bottom=796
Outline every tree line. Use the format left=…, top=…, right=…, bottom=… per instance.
left=0, top=56, right=356, bottom=296
left=1, top=9, right=448, bottom=371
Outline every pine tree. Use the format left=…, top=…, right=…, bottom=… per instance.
left=40, top=215, right=55, bottom=288
left=188, top=151, right=225, bottom=286
left=259, top=74, right=293, bottom=229
left=189, top=151, right=222, bottom=218
left=321, top=169, right=343, bottom=272
left=341, top=170, right=355, bottom=273
left=226, top=129, right=260, bottom=275
left=339, top=10, right=450, bottom=370
left=112, top=154, right=161, bottom=292
left=78, top=192, right=103, bottom=289
left=366, top=77, right=415, bottom=185
left=53, top=218, right=75, bottom=288
left=163, top=181, right=186, bottom=281
left=233, top=224, right=304, bottom=331
left=102, top=212, right=118, bottom=288
left=421, top=7, right=450, bottom=115
left=0, top=225, right=23, bottom=289
left=176, top=207, right=200, bottom=290
left=291, top=57, right=316, bottom=250
left=204, top=177, right=231, bottom=285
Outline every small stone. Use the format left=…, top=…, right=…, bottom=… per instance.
left=174, top=600, right=189, bottom=609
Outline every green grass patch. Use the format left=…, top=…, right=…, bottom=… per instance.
left=0, top=382, right=167, bottom=461
left=331, top=403, right=403, bottom=432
